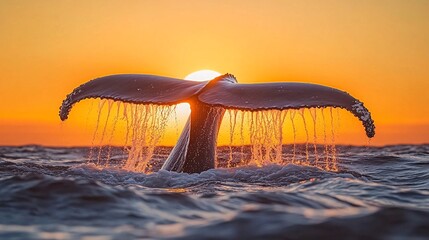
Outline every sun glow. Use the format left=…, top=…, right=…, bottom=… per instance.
left=175, top=70, right=222, bottom=119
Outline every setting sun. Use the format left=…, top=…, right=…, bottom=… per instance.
left=175, top=70, right=222, bottom=119
left=184, top=70, right=221, bottom=81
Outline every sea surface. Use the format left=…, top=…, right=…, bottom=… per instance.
left=0, top=145, right=428, bottom=239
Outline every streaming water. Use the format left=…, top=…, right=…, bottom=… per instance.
left=90, top=100, right=174, bottom=173
left=88, top=100, right=342, bottom=173
left=310, top=108, right=319, bottom=166
left=222, top=108, right=339, bottom=171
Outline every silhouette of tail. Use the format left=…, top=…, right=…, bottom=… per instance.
left=60, top=73, right=375, bottom=173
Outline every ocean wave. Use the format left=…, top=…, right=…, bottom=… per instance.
left=0, top=145, right=428, bottom=239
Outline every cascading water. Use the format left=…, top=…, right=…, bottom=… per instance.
left=88, top=99, right=344, bottom=173
left=89, top=100, right=175, bottom=173
left=219, top=107, right=340, bottom=171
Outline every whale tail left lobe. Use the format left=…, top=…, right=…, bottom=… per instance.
left=59, top=74, right=208, bottom=121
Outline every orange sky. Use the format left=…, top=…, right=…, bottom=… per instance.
left=0, top=0, right=428, bottom=146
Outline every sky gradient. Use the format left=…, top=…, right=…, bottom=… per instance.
left=1, top=0, right=428, bottom=146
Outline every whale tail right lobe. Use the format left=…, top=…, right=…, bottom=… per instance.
left=197, top=78, right=375, bottom=138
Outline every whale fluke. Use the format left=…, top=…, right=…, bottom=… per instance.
left=198, top=77, right=375, bottom=138
left=60, top=73, right=375, bottom=173
left=59, top=74, right=208, bottom=121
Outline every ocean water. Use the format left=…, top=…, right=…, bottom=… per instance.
left=0, top=145, right=428, bottom=239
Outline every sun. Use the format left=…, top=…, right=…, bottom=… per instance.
left=173, top=70, right=221, bottom=121
left=184, top=69, right=221, bottom=81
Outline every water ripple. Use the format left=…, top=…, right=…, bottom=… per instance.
left=0, top=145, right=428, bottom=239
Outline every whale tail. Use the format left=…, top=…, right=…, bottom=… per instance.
left=60, top=73, right=375, bottom=173
left=59, top=74, right=209, bottom=121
